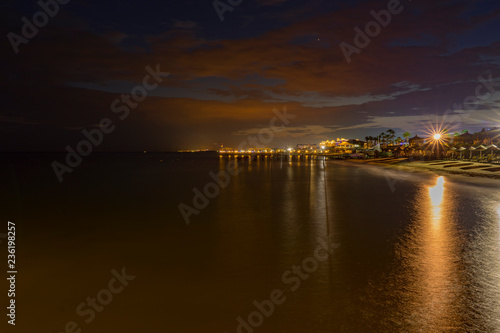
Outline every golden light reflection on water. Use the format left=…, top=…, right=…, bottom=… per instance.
left=214, top=159, right=500, bottom=331
left=422, top=176, right=461, bottom=329
left=309, top=160, right=330, bottom=241
left=429, top=176, right=445, bottom=206
left=386, top=175, right=465, bottom=331
left=429, top=176, right=445, bottom=229
left=382, top=177, right=500, bottom=332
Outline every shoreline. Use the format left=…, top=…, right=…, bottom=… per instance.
left=344, top=158, right=500, bottom=180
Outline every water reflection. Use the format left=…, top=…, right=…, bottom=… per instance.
left=418, top=176, right=462, bottom=329
left=378, top=176, right=466, bottom=331
left=429, top=176, right=445, bottom=229
left=461, top=197, right=500, bottom=331
left=429, top=176, right=445, bottom=207
left=210, top=158, right=500, bottom=331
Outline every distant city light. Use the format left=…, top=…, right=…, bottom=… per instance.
left=433, top=133, right=442, bottom=140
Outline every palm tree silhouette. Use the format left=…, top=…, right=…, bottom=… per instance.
left=403, top=132, right=410, bottom=145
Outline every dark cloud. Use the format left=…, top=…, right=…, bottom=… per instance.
left=2, top=0, right=500, bottom=150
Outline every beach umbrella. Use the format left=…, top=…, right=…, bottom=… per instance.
left=486, top=145, right=499, bottom=159
left=449, top=147, right=457, bottom=158
left=476, top=145, right=488, bottom=158
left=458, top=146, right=467, bottom=159
left=458, top=147, right=467, bottom=159
left=468, top=146, right=476, bottom=159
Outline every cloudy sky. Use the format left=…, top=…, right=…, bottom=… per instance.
left=2, top=0, right=500, bottom=151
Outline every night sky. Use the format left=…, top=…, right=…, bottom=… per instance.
left=2, top=0, right=500, bottom=151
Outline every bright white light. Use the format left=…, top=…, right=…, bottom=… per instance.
left=287, top=148, right=292, bottom=151
left=429, top=176, right=445, bottom=207
left=321, top=146, right=325, bottom=149
left=433, top=133, right=442, bottom=140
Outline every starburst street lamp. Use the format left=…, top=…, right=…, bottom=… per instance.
left=428, top=131, right=446, bottom=159
left=430, top=131, right=445, bottom=146
left=422, top=119, right=451, bottom=160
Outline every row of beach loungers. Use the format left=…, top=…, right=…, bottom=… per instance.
left=349, top=158, right=500, bottom=173
left=421, top=160, right=500, bottom=172
left=445, top=155, right=500, bottom=164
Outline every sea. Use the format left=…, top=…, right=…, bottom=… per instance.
left=1, top=152, right=500, bottom=332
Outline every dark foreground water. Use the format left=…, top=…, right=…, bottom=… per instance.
left=2, top=152, right=500, bottom=332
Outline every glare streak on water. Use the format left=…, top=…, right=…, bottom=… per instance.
left=390, top=176, right=464, bottom=331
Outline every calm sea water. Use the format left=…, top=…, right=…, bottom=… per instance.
left=2, top=152, right=500, bottom=332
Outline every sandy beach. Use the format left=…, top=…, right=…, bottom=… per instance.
left=347, top=158, right=500, bottom=180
